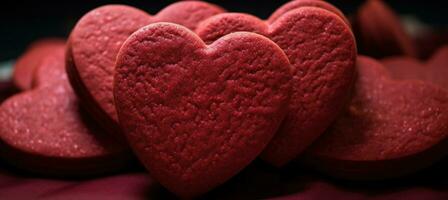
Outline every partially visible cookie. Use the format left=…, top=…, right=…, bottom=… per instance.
left=382, top=46, right=448, bottom=89
left=354, top=0, right=417, bottom=58
left=13, top=38, right=65, bottom=90
left=149, top=1, right=225, bottom=30
left=197, top=6, right=357, bottom=167
left=267, top=0, right=350, bottom=25
left=304, top=56, right=448, bottom=180
left=66, top=5, right=152, bottom=136
left=0, top=46, right=129, bottom=176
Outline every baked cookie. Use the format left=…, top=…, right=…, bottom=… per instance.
left=354, top=0, right=417, bottom=58
left=304, top=56, right=448, bottom=179
left=0, top=46, right=129, bottom=175
left=13, top=38, right=65, bottom=90
left=196, top=6, right=357, bottom=167
left=114, top=23, right=292, bottom=197
left=67, top=2, right=224, bottom=136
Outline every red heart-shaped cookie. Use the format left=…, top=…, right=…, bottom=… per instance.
left=0, top=46, right=129, bottom=175
left=353, top=0, right=417, bottom=58
left=304, top=56, right=448, bottom=179
left=382, top=46, right=448, bottom=88
left=67, top=2, right=224, bottom=136
left=13, top=38, right=65, bottom=90
left=114, top=23, right=292, bottom=197
left=196, top=6, right=357, bottom=166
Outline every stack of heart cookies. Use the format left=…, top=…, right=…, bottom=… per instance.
left=2, top=0, right=447, bottom=198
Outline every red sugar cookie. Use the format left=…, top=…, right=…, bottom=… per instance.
left=196, top=7, right=357, bottom=167
left=354, top=0, right=417, bottom=58
left=0, top=47, right=129, bottom=175
left=13, top=38, right=65, bottom=90
left=304, top=56, right=448, bottom=179
left=67, top=2, right=224, bottom=135
left=382, top=46, right=448, bottom=89
left=114, top=23, right=292, bottom=198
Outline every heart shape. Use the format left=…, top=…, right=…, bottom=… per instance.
left=114, top=23, right=292, bottom=197
left=0, top=46, right=129, bottom=175
left=67, top=2, right=224, bottom=135
left=353, top=0, right=417, bottom=58
left=13, top=38, right=65, bottom=90
left=304, top=56, right=448, bottom=179
left=196, top=6, right=357, bottom=166
left=382, top=46, right=448, bottom=88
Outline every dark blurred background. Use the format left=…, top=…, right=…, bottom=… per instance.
left=0, top=0, right=447, bottom=61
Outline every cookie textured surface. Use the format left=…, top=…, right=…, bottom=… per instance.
left=67, top=2, right=224, bottom=134
left=197, top=7, right=357, bottom=167
left=67, top=5, right=152, bottom=134
left=13, top=38, right=65, bottom=90
left=304, top=56, right=448, bottom=179
left=114, top=23, right=292, bottom=197
left=267, top=0, right=350, bottom=25
left=0, top=47, right=129, bottom=175
left=354, top=0, right=417, bottom=58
